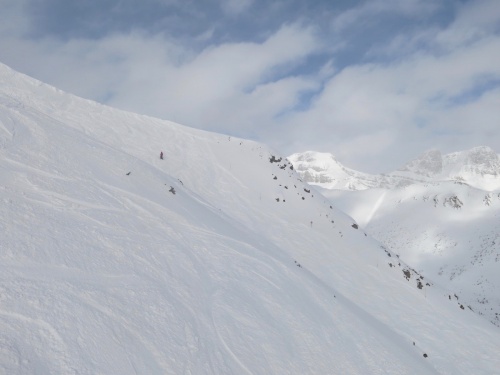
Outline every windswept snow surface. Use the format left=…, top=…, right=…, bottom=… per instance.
left=1, top=63, right=500, bottom=374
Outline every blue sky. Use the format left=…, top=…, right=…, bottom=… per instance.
left=1, top=0, right=499, bottom=172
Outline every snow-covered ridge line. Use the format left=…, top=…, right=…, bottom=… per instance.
left=289, top=147, right=500, bottom=191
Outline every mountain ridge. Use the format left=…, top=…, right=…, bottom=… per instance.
left=289, top=147, right=500, bottom=191
left=2, top=62, right=500, bottom=374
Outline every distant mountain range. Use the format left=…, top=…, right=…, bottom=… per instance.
left=289, top=149, right=500, bottom=326
left=289, top=147, right=500, bottom=191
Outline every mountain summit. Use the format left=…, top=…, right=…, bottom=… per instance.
left=288, top=151, right=380, bottom=190
left=395, top=146, right=500, bottom=190
left=398, top=149, right=443, bottom=177
left=2, top=62, right=500, bottom=374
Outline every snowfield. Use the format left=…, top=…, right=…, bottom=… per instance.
left=1, top=63, right=500, bottom=374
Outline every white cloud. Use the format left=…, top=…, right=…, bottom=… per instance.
left=336, top=131, right=396, bottom=164
left=220, top=0, right=254, bottom=16
left=331, top=0, right=438, bottom=33
left=278, top=1, right=500, bottom=172
left=436, top=0, right=500, bottom=48
left=102, top=24, right=321, bottom=133
left=0, top=22, right=321, bottom=137
left=0, top=0, right=30, bottom=36
left=431, top=88, right=500, bottom=136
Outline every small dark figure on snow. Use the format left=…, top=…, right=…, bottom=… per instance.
left=160, top=151, right=164, bottom=160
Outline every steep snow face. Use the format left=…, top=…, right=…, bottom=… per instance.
left=2, top=62, right=500, bottom=375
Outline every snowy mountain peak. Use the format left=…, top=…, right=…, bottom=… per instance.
left=288, top=151, right=378, bottom=190
left=397, top=146, right=500, bottom=185
left=288, top=151, right=341, bottom=182
left=457, top=146, right=500, bottom=175
left=290, top=150, right=338, bottom=163
left=291, top=146, right=500, bottom=191
left=398, top=149, right=443, bottom=177
left=440, top=146, right=500, bottom=190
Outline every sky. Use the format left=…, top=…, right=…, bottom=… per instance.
left=1, top=0, right=499, bottom=173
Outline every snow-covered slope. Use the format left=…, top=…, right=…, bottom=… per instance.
left=1, top=62, right=500, bottom=374
left=290, top=150, right=500, bottom=327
